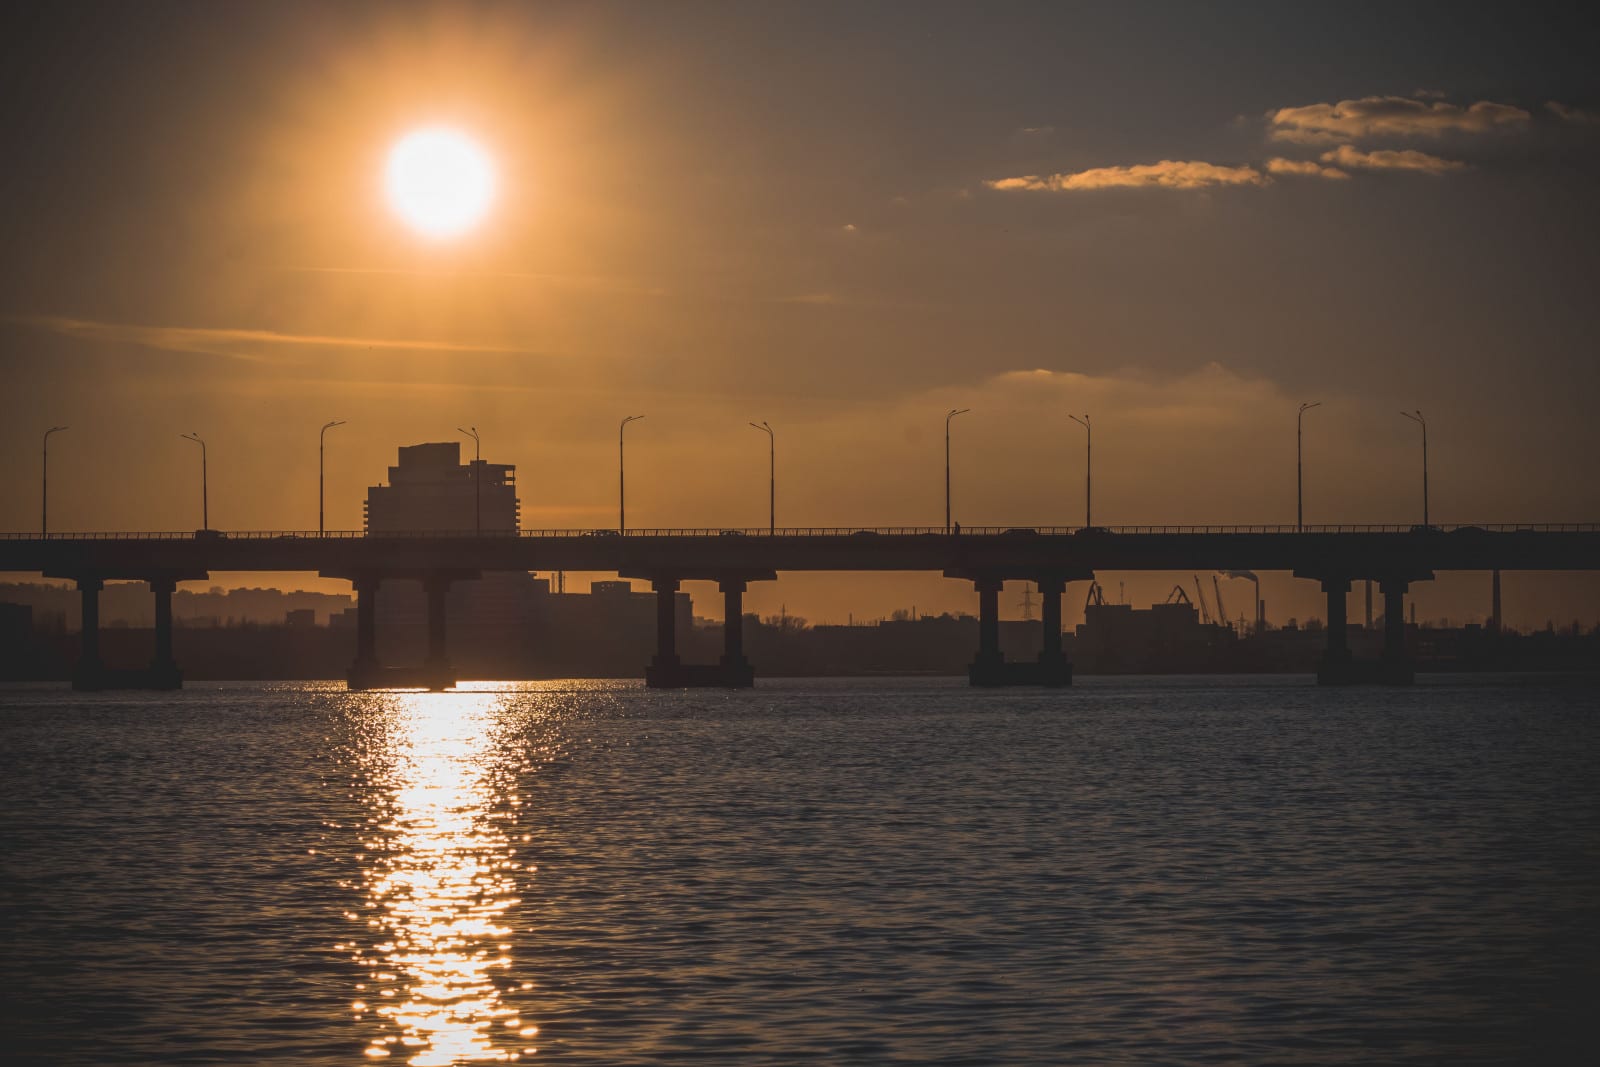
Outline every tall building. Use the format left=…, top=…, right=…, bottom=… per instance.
left=360, top=442, right=699, bottom=678
left=365, top=443, right=532, bottom=664
left=365, top=442, right=519, bottom=533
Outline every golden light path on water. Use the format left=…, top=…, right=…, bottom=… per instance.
left=346, top=689, right=540, bottom=1064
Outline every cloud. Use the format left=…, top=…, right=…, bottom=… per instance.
left=1546, top=101, right=1599, bottom=124
left=1265, top=157, right=1350, bottom=180
left=1269, top=96, right=1530, bottom=142
left=986, top=160, right=1268, bottom=192
left=1319, top=144, right=1466, bottom=174
left=11, top=315, right=528, bottom=362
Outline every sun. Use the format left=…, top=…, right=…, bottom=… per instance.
left=384, top=127, right=497, bottom=239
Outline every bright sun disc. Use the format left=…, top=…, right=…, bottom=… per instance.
left=385, top=128, right=496, bottom=238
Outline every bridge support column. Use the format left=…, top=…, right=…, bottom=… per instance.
left=72, top=577, right=104, bottom=691
left=423, top=573, right=456, bottom=691
left=347, top=574, right=383, bottom=690
left=969, top=577, right=1006, bottom=686
left=718, top=578, right=755, bottom=687
left=148, top=577, right=182, bottom=689
left=645, top=577, right=682, bottom=687
left=1490, top=569, right=1502, bottom=632
left=1035, top=577, right=1072, bottom=687
left=1380, top=581, right=1414, bottom=685
left=1316, top=578, right=1356, bottom=685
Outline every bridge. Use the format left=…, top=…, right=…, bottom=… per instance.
left=4, top=523, right=1596, bottom=691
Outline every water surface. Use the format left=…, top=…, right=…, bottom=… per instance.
left=2, top=676, right=1596, bottom=1064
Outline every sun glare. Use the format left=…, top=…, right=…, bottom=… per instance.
left=384, top=127, right=496, bottom=239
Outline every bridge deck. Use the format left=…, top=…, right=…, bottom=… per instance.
left=3, top=525, right=1596, bottom=581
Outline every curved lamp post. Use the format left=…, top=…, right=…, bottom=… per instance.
left=1297, top=401, right=1320, bottom=531
left=620, top=415, right=644, bottom=534
left=457, top=426, right=481, bottom=534
left=1068, top=413, right=1091, bottom=529
left=180, top=432, right=208, bottom=531
left=42, top=425, right=68, bottom=538
left=749, top=420, right=774, bottom=533
left=320, top=419, right=345, bottom=535
left=1400, top=410, right=1428, bottom=528
left=945, top=408, right=969, bottom=533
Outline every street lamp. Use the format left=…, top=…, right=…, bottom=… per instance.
left=1297, top=401, right=1321, bottom=532
left=457, top=426, right=481, bottom=535
left=1068, top=413, right=1092, bottom=529
left=1400, top=409, right=1428, bottom=528
left=180, top=432, right=208, bottom=531
left=42, top=426, right=67, bottom=538
left=320, top=419, right=345, bottom=535
left=749, top=420, right=774, bottom=533
left=620, top=415, right=644, bottom=534
left=945, top=408, right=969, bottom=533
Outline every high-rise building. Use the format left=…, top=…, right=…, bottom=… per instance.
left=360, top=442, right=699, bottom=677
left=364, top=443, right=532, bottom=664
left=365, top=442, right=519, bottom=533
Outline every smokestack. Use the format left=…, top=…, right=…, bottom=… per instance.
left=1365, top=579, right=1373, bottom=630
left=1222, top=571, right=1260, bottom=635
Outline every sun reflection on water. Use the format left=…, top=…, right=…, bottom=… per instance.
left=348, top=690, right=536, bottom=1064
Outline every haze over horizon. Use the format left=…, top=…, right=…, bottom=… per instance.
left=4, top=1, right=1598, bottom=626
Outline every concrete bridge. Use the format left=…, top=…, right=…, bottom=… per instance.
left=4, top=523, right=1596, bottom=691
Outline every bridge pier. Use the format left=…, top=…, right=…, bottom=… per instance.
left=966, top=574, right=1073, bottom=687
left=1306, top=572, right=1429, bottom=685
left=643, top=572, right=769, bottom=687
left=147, top=577, right=182, bottom=689
left=969, top=577, right=1004, bottom=685
left=423, top=573, right=456, bottom=690
left=70, top=574, right=188, bottom=691
left=1380, top=580, right=1414, bottom=685
left=1316, top=578, right=1355, bottom=685
left=344, top=571, right=462, bottom=691
left=644, top=576, right=682, bottom=686
left=347, top=574, right=384, bottom=690
left=1036, top=577, right=1072, bottom=686
left=71, top=577, right=104, bottom=691
left=717, top=577, right=756, bottom=687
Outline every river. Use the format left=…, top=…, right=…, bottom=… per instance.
left=2, top=675, right=1595, bottom=1064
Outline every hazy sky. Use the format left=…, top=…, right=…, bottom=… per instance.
left=2, top=2, right=1597, bottom=626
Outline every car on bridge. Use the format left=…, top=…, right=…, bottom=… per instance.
left=194, top=529, right=226, bottom=542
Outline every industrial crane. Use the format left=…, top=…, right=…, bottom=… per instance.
left=1164, top=584, right=1191, bottom=605
left=1084, top=582, right=1107, bottom=610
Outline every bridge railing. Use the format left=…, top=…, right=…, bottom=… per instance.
left=2, top=522, right=1596, bottom=540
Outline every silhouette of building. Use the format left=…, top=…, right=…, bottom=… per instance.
left=366, top=443, right=534, bottom=662
left=1075, top=599, right=1236, bottom=673
left=365, top=442, right=519, bottom=532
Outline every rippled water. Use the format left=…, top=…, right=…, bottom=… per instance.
left=2, top=676, right=1597, bottom=1065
